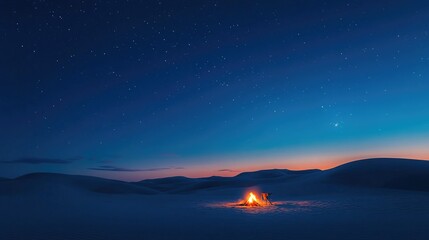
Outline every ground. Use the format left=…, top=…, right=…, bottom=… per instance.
left=1, top=188, right=429, bottom=240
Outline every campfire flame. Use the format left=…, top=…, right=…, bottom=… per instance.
left=248, top=192, right=257, bottom=204
left=239, top=192, right=261, bottom=207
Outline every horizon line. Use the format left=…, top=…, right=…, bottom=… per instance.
left=2, top=157, right=427, bottom=182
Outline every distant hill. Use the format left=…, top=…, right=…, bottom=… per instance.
left=0, top=172, right=158, bottom=195
left=137, top=168, right=321, bottom=193
left=235, top=169, right=321, bottom=179
left=1, top=158, right=429, bottom=195
left=321, top=158, right=429, bottom=192
left=137, top=176, right=199, bottom=192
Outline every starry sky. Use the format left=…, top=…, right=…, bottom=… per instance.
left=1, top=0, right=429, bottom=180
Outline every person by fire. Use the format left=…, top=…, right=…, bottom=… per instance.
left=261, top=192, right=273, bottom=205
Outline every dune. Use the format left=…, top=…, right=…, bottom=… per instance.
left=138, top=175, right=242, bottom=193
left=0, top=172, right=158, bottom=195
left=320, top=158, right=429, bottom=192
left=1, top=158, right=429, bottom=195
left=235, top=169, right=321, bottom=179
left=168, top=178, right=251, bottom=193
left=137, top=176, right=201, bottom=192
left=137, top=169, right=321, bottom=193
left=142, top=158, right=429, bottom=194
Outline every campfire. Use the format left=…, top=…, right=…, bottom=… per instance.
left=239, top=192, right=261, bottom=207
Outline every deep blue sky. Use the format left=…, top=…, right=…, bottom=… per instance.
left=1, top=0, right=429, bottom=180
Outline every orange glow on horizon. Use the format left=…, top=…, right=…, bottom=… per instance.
left=169, top=151, right=429, bottom=179
left=89, top=142, right=429, bottom=181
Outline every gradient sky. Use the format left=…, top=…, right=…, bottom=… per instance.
left=1, top=0, right=429, bottom=180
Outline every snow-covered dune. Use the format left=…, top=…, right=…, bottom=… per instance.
left=235, top=168, right=320, bottom=179
left=2, top=158, right=429, bottom=195
left=137, top=176, right=200, bottom=192
left=0, top=172, right=158, bottom=195
left=321, top=158, right=429, bottom=192
left=137, top=168, right=321, bottom=193
left=138, top=158, right=429, bottom=194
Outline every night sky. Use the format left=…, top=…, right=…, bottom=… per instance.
left=1, top=1, right=429, bottom=180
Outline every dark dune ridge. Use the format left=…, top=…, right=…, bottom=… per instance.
left=0, top=172, right=158, bottom=195
left=322, top=158, right=429, bottom=192
left=234, top=168, right=321, bottom=179
left=1, top=158, right=429, bottom=195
